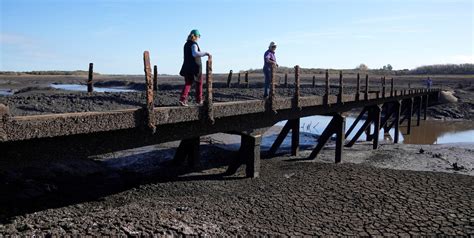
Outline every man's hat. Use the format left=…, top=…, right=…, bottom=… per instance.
left=269, top=42, right=277, bottom=48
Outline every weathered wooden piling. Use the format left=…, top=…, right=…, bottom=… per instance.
left=338, top=71, right=344, bottom=103
left=390, top=78, right=394, bottom=97
left=382, top=76, right=386, bottom=98
left=312, top=75, right=316, bottom=88
left=324, top=69, right=330, bottom=105
left=237, top=73, right=241, bottom=85
left=269, top=64, right=277, bottom=113
left=242, top=134, right=262, bottom=178
left=143, top=51, right=156, bottom=134
left=294, top=65, right=301, bottom=109
left=371, top=105, right=381, bottom=149
left=284, top=73, right=288, bottom=87
left=173, top=137, right=201, bottom=168
left=245, top=71, right=249, bottom=88
left=205, top=58, right=214, bottom=124
left=356, top=73, right=361, bottom=101
left=153, top=65, right=158, bottom=91
left=393, top=101, right=401, bottom=143
left=227, top=70, right=233, bottom=88
left=424, top=94, right=429, bottom=120
left=406, top=98, right=413, bottom=135
left=417, top=96, right=422, bottom=126
left=364, top=74, right=369, bottom=100
left=87, top=63, right=94, bottom=93
left=0, top=104, right=9, bottom=141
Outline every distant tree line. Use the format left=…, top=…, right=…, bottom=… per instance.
left=0, top=70, right=100, bottom=76
left=245, top=63, right=474, bottom=75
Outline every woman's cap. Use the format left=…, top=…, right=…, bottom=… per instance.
left=190, top=29, right=201, bottom=37
left=269, top=42, right=277, bottom=48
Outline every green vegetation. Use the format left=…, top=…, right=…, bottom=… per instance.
left=245, top=63, right=474, bottom=75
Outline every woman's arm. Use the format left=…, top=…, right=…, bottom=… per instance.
left=192, top=44, right=209, bottom=57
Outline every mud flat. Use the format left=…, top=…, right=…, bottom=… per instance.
left=0, top=74, right=473, bottom=236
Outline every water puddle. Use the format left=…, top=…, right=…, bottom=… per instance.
left=0, top=89, right=14, bottom=96
left=275, top=115, right=474, bottom=145
left=50, top=84, right=138, bottom=93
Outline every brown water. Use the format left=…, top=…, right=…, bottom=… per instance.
left=395, top=120, right=474, bottom=144
left=287, top=116, right=474, bottom=145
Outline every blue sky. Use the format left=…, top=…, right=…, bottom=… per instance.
left=1, top=0, right=473, bottom=74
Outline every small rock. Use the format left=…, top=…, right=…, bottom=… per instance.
left=176, top=207, right=189, bottom=212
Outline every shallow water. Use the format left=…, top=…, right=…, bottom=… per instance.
left=50, top=84, right=138, bottom=93
left=276, top=115, right=474, bottom=145
left=0, top=89, right=14, bottom=96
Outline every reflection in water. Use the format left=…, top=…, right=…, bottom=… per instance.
left=50, top=84, right=138, bottom=93
left=277, top=115, right=474, bottom=145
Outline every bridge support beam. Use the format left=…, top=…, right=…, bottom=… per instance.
left=172, top=137, right=201, bottom=168
left=416, top=96, right=422, bottom=126
left=345, top=105, right=381, bottom=149
left=226, top=133, right=262, bottom=178
left=268, top=119, right=300, bottom=157
left=308, top=113, right=345, bottom=163
left=424, top=94, right=429, bottom=120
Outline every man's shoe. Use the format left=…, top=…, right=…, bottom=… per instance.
left=197, top=100, right=204, bottom=106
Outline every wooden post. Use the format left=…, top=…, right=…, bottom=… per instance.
left=417, top=96, right=422, bottom=126
left=237, top=73, right=241, bottom=85
left=205, top=58, right=214, bottom=124
left=424, top=94, right=429, bottom=120
left=245, top=71, right=249, bottom=88
left=87, top=63, right=94, bottom=93
left=364, top=74, right=369, bottom=100
left=390, top=78, right=394, bottom=97
left=173, top=138, right=200, bottom=168
left=284, top=73, right=288, bottom=88
left=143, top=51, right=156, bottom=134
left=371, top=105, right=381, bottom=149
left=406, top=98, right=413, bottom=135
left=269, top=64, right=277, bottom=113
left=153, top=65, right=158, bottom=91
left=394, top=101, right=401, bottom=143
left=0, top=104, right=9, bottom=141
left=227, top=70, right=233, bottom=88
left=338, top=71, right=343, bottom=103
left=291, top=119, right=300, bottom=156
left=243, top=134, right=262, bottom=178
left=294, top=65, right=301, bottom=109
left=382, top=76, right=386, bottom=98
left=324, top=69, right=330, bottom=105
left=356, top=73, right=360, bottom=101
left=312, top=75, right=316, bottom=88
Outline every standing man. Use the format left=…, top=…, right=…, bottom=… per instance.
left=263, top=42, right=278, bottom=98
left=178, top=29, right=212, bottom=106
left=426, top=77, right=433, bottom=89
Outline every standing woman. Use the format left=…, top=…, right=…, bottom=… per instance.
left=263, top=41, right=278, bottom=98
left=179, top=29, right=211, bottom=106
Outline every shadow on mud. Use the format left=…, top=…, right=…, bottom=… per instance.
left=0, top=145, right=244, bottom=223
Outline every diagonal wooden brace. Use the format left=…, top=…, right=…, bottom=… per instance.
left=308, top=114, right=345, bottom=163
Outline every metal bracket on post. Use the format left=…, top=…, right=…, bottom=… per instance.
left=143, top=51, right=156, bottom=134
